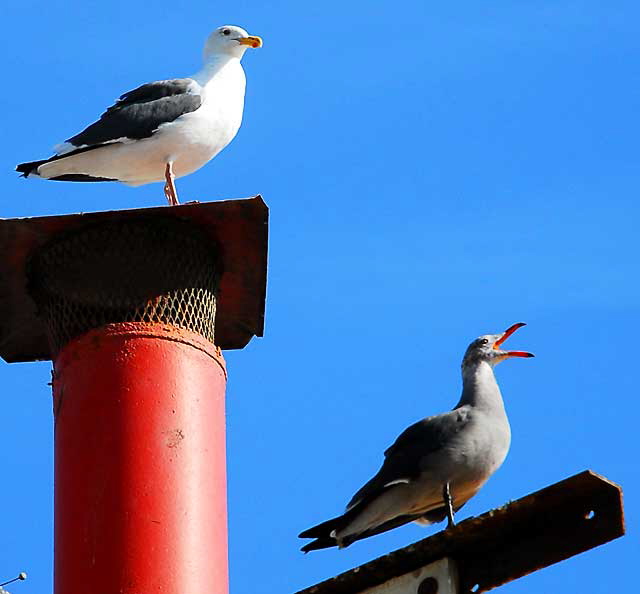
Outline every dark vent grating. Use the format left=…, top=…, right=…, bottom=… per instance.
left=28, top=217, right=219, bottom=354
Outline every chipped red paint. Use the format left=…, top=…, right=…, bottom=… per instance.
left=52, top=322, right=228, bottom=594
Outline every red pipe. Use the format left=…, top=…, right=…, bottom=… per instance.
left=52, top=322, right=228, bottom=594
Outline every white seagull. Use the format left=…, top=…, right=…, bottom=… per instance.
left=16, top=25, right=262, bottom=205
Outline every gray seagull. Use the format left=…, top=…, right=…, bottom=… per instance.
left=299, top=323, right=534, bottom=552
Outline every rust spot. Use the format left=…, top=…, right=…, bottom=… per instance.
left=165, top=429, right=185, bottom=448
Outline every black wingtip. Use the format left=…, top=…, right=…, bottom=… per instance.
left=300, top=537, right=339, bottom=553
left=299, top=514, right=347, bottom=552
left=298, top=517, right=340, bottom=540
left=15, top=159, right=117, bottom=183
left=298, top=527, right=320, bottom=539
left=15, top=161, right=40, bottom=176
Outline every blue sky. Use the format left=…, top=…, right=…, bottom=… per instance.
left=1, top=1, right=638, bottom=592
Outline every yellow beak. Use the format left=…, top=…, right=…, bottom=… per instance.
left=238, top=36, right=263, bottom=48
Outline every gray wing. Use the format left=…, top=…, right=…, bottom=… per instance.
left=61, top=78, right=202, bottom=149
left=346, top=407, right=471, bottom=511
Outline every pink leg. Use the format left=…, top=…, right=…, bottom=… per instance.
left=164, top=162, right=179, bottom=206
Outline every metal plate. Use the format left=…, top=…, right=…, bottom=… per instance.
left=362, top=557, right=458, bottom=594
left=0, top=196, right=268, bottom=362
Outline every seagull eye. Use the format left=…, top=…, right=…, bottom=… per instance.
left=222, top=29, right=231, bottom=36
left=481, top=339, right=489, bottom=345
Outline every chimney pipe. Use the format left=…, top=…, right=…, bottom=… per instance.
left=0, top=198, right=268, bottom=594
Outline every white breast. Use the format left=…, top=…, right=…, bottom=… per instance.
left=155, top=61, right=247, bottom=180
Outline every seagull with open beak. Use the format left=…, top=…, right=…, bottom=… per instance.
left=299, top=323, right=534, bottom=552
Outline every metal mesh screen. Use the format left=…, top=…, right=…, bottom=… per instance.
left=28, top=217, right=219, bottom=354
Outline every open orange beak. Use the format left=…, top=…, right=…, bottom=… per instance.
left=238, top=36, right=263, bottom=48
left=493, top=322, right=534, bottom=358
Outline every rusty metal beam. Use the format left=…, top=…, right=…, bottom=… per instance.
left=297, top=470, right=624, bottom=594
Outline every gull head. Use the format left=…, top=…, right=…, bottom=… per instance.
left=462, top=322, right=534, bottom=369
left=203, top=25, right=262, bottom=61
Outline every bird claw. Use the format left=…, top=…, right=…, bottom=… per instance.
left=163, top=163, right=179, bottom=206
left=443, top=482, right=456, bottom=528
